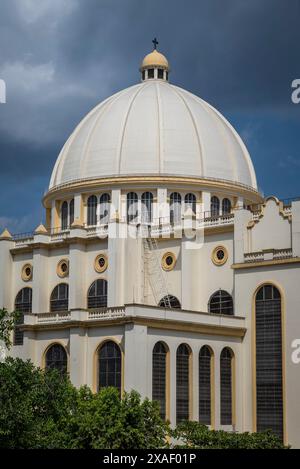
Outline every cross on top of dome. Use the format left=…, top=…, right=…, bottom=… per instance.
left=152, top=37, right=159, bottom=50
left=140, top=40, right=169, bottom=82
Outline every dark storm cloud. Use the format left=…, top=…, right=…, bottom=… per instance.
left=0, top=0, right=300, bottom=232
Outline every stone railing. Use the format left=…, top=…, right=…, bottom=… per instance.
left=12, top=212, right=235, bottom=248
left=85, top=225, right=109, bottom=238
left=273, top=248, right=293, bottom=260
left=88, top=307, right=126, bottom=320
left=244, top=248, right=293, bottom=263
left=202, top=213, right=234, bottom=228
left=244, top=251, right=264, bottom=263
left=50, top=230, right=70, bottom=242
left=14, top=235, right=35, bottom=247
left=36, top=311, right=71, bottom=323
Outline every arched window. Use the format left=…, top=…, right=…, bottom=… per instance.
left=209, top=290, right=234, bottom=315
left=45, top=344, right=67, bottom=375
left=255, top=285, right=283, bottom=440
left=222, top=198, right=231, bottom=215
left=159, top=295, right=181, bottom=309
left=185, top=193, right=196, bottom=215
left=210, top=196, right=220, bottom=218
left=14, top=288, right=32, bottom=346
left=87, top=279, right=108, bottom=308
left=141, top=192, right=153, bottom=224
left=220, top=347, right=234, bottom=425
left=176, top=344, right=191, bottom=423
left=50, top=284, right=69, bottom=312
left=61, top=201, right=68, bottom=230
left=170, top=193, right=182, bottom=224
left=100, top=193, right=111, bottom=224
left=199, top=346, right=213, bottom=425
left=98, top=341, right=122, bottom=393
left=69, top=199, right=74, bottom=226
left=87, top=195, right=97, bottom=226
left=127, top=192, right=138, bottom=224
left=152, top=342, right=168, bottom=420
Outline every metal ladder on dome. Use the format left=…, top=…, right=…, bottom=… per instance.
left=143, top=237, right=172, bottom=308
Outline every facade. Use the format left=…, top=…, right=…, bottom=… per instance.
left=1, top=47, right=300, bottom=447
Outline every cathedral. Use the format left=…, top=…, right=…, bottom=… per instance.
left=1, top=45, right=299, bottom=447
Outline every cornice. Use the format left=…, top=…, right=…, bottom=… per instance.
left=21, top=315, right=246, bottom=338
left=43, top=175, right=263, bottom=207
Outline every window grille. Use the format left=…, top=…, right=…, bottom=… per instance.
left=222, top=198, right=231, bottom=215
left=50, top=284, right=69, bottom=312
left=185, top=193, right=196, bottom=214
left=176, top=344, right=190, bottom=423
left=14, top=288, right=32, bottom=346
left=170, top=193, right=182, bottom=224
left=152, top=342, right=167, bottom=420
left=199, top=346, right=212, bottom=425
left=256, top=285, right=283, bottom=440
left=127, top=192, right=139, bottom=223
left=210, top=196, right=220, bottom=218
left=61, top=201, right=68, bottom=230
left=87, top=195, right=97, bottom=226
left=141, top=192, right=153, bottom=224
left=88, top=279, right=108, bottom=308
left=45, top=344, right=67, bottom=375
left=209, top=290, right=234, bottom=315
left=100, top=193, right=111, bottom=224
left=159, top=295, right=181, bottom=309
left=220, top=347, right=233, bottom=425
left=98, top=341, right=122, bottom=393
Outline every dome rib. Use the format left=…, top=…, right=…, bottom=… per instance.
left=117, top=84, right=147, bottom=174
left=53, top=92, right=122, bottom=186
left=203, top=99, right=239, bottom=183
left=170, top=85, right=204, bottom=176
left=155, top=82, right=164, bottom=173
left=80, top=89, right=130, bottom=180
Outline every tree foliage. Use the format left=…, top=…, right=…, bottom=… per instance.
left=0, top=358, right=168, bottom=449
left=0, top=358, right=289, bottom=449
left=172, top=421, right=288, bottom=449
left=0, top=308, right=19, bottom=349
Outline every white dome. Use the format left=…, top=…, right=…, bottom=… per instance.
left=49, top=80, right=257, bottom=191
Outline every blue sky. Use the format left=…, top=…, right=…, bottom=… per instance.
left=0, top=0, right=299, bottom=233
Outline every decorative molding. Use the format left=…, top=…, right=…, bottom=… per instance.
left=57, top=259, right=69, bottom=278
left=94, top=253, right=108, bottom=273
left=211, top=245, right=228, bottom=266
left=21, top=263, right=33, bottom=282
left=43, top=175, right=263, bottom=208
left=247, top=195, right=292, bottom=230
left=161, top=251, right=176, bottom=271
left=22, top=315, right=247, bottom=338
left=232, top=257, right=300, bottom=269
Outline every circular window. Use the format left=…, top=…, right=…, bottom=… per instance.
left=162, top=252, right=176, bottom=271
left=94, top=254, right=108, bottom=273
left=57, top=259, right=69, bottom=278
left=212, top=246, right=228, bottom=266
left=22, top=264, right=33, bottom=282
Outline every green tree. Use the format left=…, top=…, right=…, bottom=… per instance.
left=58, top=387, right=169, bottom=449
left=0, top=357, right=77, bottom=449
left=172, top=421, right=288, bottom=449
left=0, top=308, right=20, bottom=349
left=0, top=358, right=168, bottom=449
